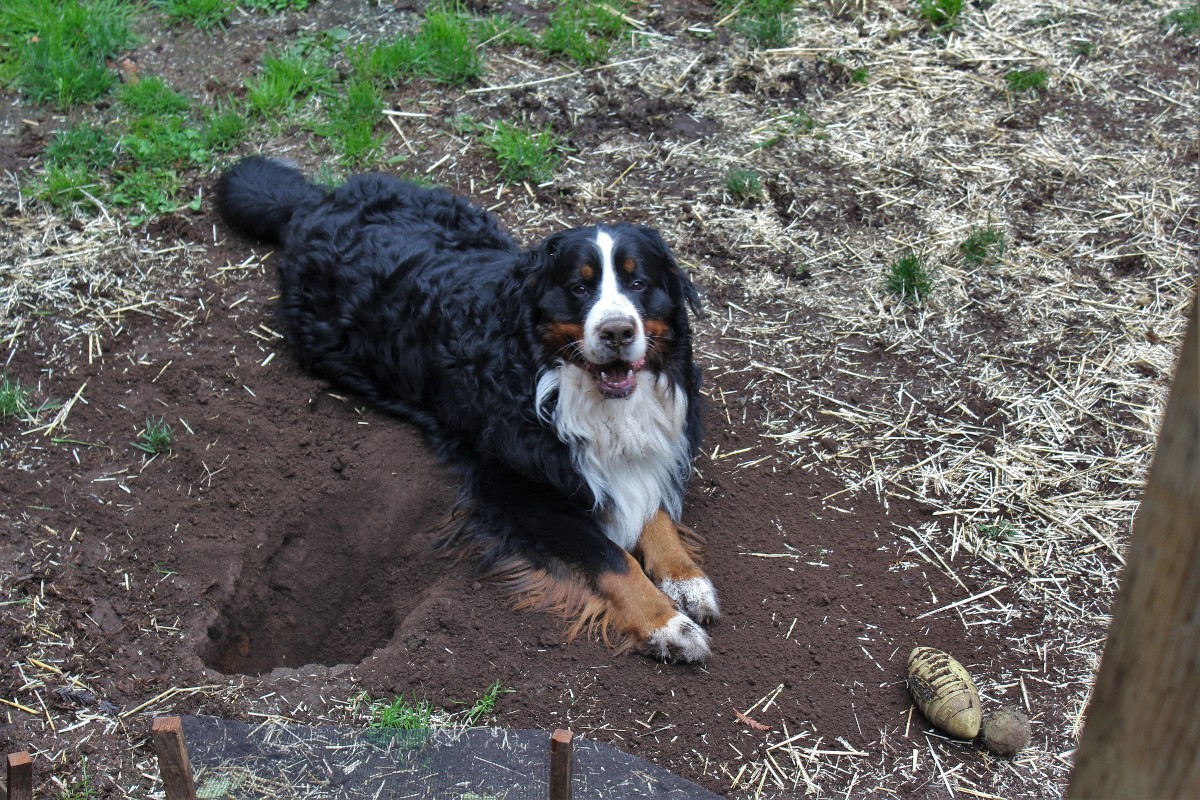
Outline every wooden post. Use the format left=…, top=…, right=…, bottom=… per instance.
left=1068, top=295, right=1199, bottom=799
left=549, top=728, right=574, bottom=800
left=151, top=716, right=198, bottom=800
left=5, top=752, right=33, bottom=800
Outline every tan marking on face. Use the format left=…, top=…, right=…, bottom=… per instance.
left=580, top=264, right=595, bottom=281
left=643, top=319, right=671, bottom=340
left=634, top=509, right=706, bottom=584
left=623, top=258, right=636, bottom=273
left=543, top=321, right=585, bottom=357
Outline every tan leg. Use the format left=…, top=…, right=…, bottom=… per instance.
left=596, top=551, right=710, bottom=662
left=491, top=550, right=711, bottom=662
left=634, top=510, right=720, bottom=624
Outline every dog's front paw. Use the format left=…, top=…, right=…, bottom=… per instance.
left=645, top=612, right=711, bottom=663
left=661, top=576, right=720, bottom=624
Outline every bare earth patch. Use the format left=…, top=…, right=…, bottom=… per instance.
left=1, top=1, right=1196, bottom=798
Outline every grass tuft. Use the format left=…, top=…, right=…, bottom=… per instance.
left=245, top=47, right=335, bottom=116
left=960, top=224, right=1006, bottom=266
left=117, top=76, right=191, bottom=116
left=540, top=0, right=630, bottom=66
left=132, top=417, right=175, bottom=455
left=1006, top=68, right=1049, bottom=96
left=917, top=0, right=964, bottom=33
left=241, top=0, right=311, bottom=11
left=484, top=122, right=561, bottom=184
left=0, top=375, right=36, bottom=420
left=320, top=77, right=384, bottom=165
left=154, top=0, right=236, bottom=30
left=1161, top=5, right=1200, bottom=36
left=348, top=4, right=483, bottom=87
left=0, top=0, right=138, bottom=107
left=885, top=250, right=934, bottom=304
left=724, top=169, right=763, bottom=204
left=460, top=680, right=510, bottom=726
left=717, top=0, right=797, bottom=49
left=371, top=694, right=435, bottom=731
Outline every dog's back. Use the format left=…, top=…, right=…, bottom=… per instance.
left=214, top=157, right=529, bottom=446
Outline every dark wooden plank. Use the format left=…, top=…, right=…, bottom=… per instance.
left=151, top=717, right=198, bottom=800
left=6, top=751, right=33, bottom=800
left=549, top=728, right=574, bottom=800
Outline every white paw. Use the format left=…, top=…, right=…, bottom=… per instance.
left=661, top=576, right=720, bottom=624
left=646, top=613, right=711, bottom=663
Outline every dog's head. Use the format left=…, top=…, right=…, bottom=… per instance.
left=524, top=224, right=700, bottom=399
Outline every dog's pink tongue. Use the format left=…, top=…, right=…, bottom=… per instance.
left=597, top=368, right=637, bottom=398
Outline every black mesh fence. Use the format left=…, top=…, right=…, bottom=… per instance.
left=180, top=716, right=721, bottom=799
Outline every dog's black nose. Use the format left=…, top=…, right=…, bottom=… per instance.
left=598, top=317, right=637, bottom=349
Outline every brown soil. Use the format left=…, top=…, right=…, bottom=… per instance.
left=2, top=222, right=1012, bottom=796
left=2, top=1, right=1195, bottom=798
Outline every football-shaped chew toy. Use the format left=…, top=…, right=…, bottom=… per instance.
left=907, top=646, right=982, bottom=739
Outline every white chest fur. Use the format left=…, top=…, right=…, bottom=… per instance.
left=537, top=364, right=690, bottom=551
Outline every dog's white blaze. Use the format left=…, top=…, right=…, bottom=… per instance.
left=537, top=364, right=689, bottom=551
left=581, top=230, right=645, bottom=365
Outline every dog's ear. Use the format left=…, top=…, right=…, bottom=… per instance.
left=638, top=226, right=701, bottom=315
left=517, top=230, right=569, bottom=281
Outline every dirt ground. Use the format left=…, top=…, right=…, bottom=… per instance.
left=1, top=1, right=1196, bottom=798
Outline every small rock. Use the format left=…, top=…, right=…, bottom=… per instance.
left=981, top=705, right=1032, bottom=757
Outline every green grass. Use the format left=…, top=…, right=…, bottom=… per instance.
left=39, top=72, right=248, bottom=220
left=1162, top=5, right=1200, bottom=36
left=371, top=694, right=436, bottom=731
left=960, top=224, right=1006, bottom=266
left=132, top=417, right=175, bottom=455
left=245, top=47, right=335, bottom=116
left=484, top=122, right=561, bottom=184
left=60, top=761, right=96, bottom=800
left=885, top=250, right=934, bottom=304
left=201, top=101, right=250, bottom=151
left=1070, top=39, right=1094, bottom=57
left=724, top=169, right=762, bottom=203
left=978, top=520, right=1017, bottom=542
left=917, top=0, right=964, bottom=33
left=241, top=0, right=311, bottom=11
left=155, top=0, right=236, bottom=29
left=418, top=5, right=485, bottom=84
left=0, top=0, right=138, bottom=107
left=320, top=77, right=384, bottom=165
left=117, top=76, right=191, bottom=115
left=459, top=680, right=510, bottom=726
left=717, top=0, right=796, bottom=49
left=539, top=0, right=630, bottom=66
left=367, top=681, right=508, bottom=731
left=754, top=110, right=819, bottom=149
left=348, top=4, right=483, bottom=87
left=1006, top=68, right=1049, bottom=96
left=0, top=375, right=36, bottom=420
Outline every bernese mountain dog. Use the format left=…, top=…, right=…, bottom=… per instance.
left=215, top=157, right=718, bottom=662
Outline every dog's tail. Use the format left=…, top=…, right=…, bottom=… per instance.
left=215, top=156, right=326, bottom=244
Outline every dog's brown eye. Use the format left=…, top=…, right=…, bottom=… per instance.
left=629, top=279, right=647, bottom=292
left=571, top=283, right=590, bottom=297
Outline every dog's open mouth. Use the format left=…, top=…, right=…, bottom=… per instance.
left=586, top=358, right=645, bottom=399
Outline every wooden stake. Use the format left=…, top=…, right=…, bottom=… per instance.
left=151, top=717, right=198, bottom=800
left=1068, top=295, right=1200, bottom=798
left=549, top=728, right=574, bottom=800
left=6, top=752, right=33, bottom=800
